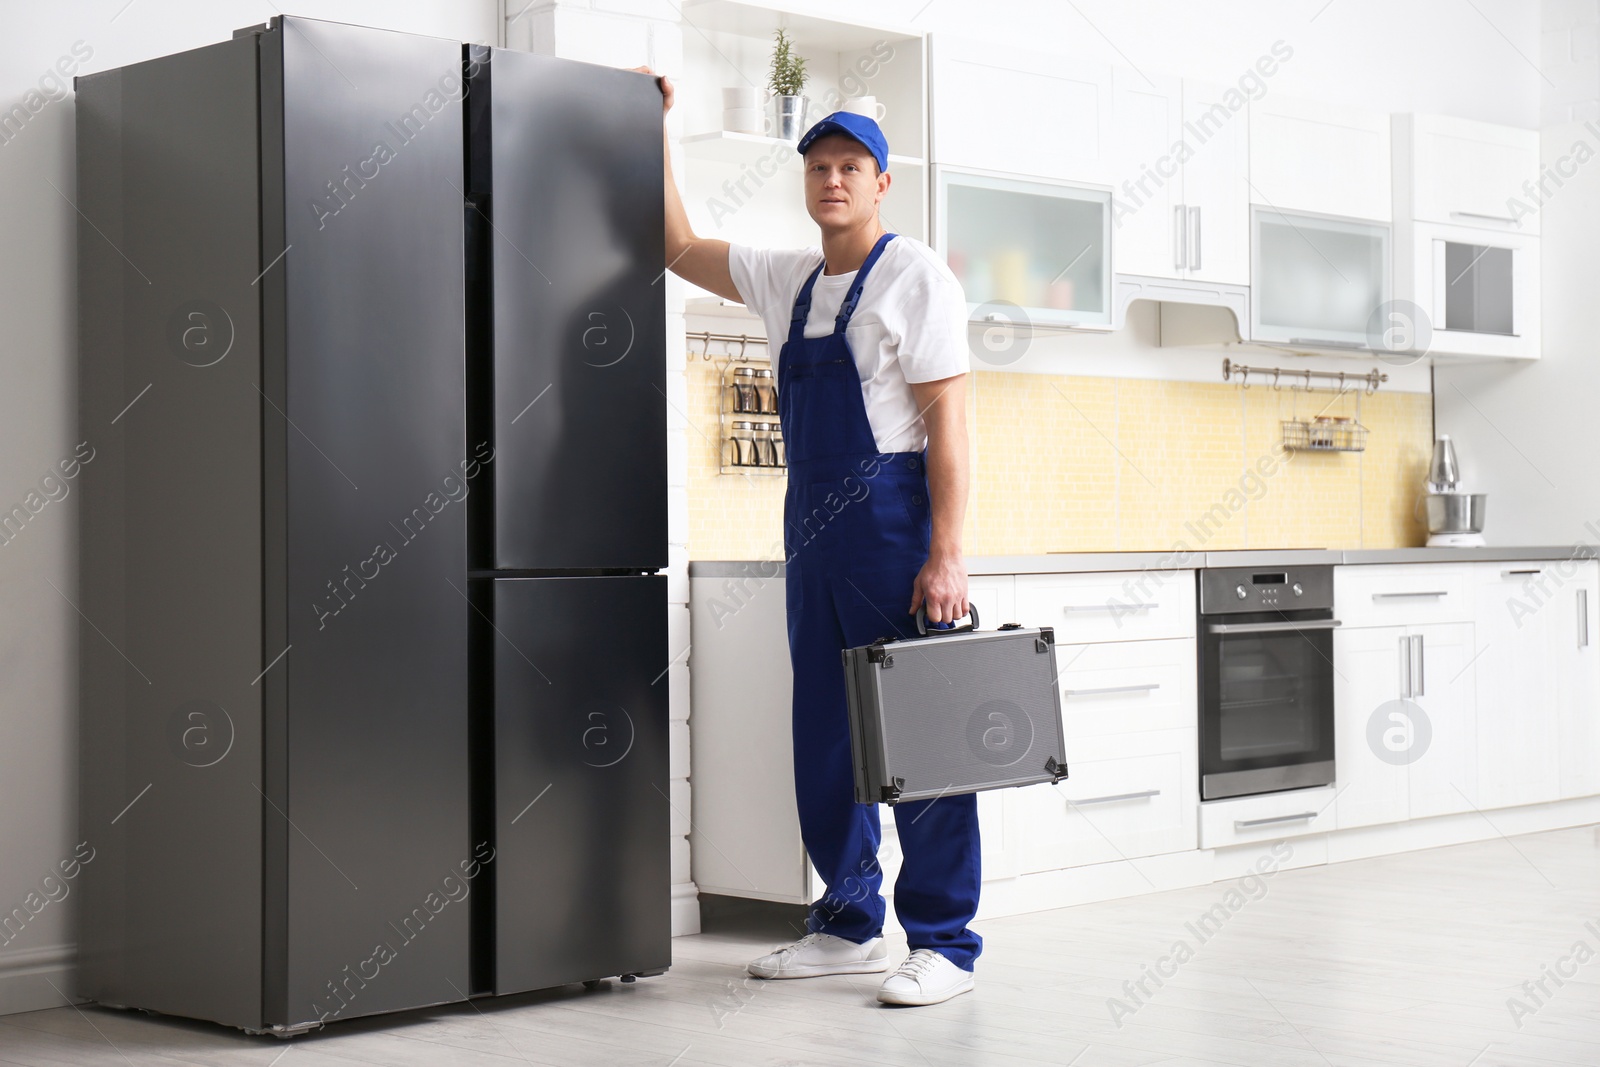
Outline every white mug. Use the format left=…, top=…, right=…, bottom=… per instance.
left=722, top=86, right=764, bottom=110
left=722, top=107, right=765, bottom=135
left=839, top=95, right=887, bottom=121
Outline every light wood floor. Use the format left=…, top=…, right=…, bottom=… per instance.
left=4, top=825, right=1598, bottom=1067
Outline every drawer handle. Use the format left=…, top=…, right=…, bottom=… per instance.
left=1233, top=811, right=1317, bottom=830
left=1062, top=683, right=1161, bottom=698
left=1503, top=569, right=1542, bottom=578
left=1062, top=603, right=1158, bottom=613
left=1071, top=788, right=1161, bottom=806
left=1371, top=591, right=1448, bottom=599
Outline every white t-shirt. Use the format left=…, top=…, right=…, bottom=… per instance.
left=728, top=235, right=970, bottom=454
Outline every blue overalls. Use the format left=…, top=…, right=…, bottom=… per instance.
left=779, top=232, right=982, bottom=972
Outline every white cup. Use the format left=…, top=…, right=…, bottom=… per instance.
left=839, top=95, right=887, bottom=121
left=722, top=107, right=765, bottom=135
left=722, top=86, right=764, bottom=110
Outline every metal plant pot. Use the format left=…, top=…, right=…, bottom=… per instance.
left=771, top=94, right=808, bottom=142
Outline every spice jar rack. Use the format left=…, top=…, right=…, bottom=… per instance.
left=700, top=331, right=785, bottom=475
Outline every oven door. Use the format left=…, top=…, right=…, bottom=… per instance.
left=1200, top=609, right=1337, bottom=800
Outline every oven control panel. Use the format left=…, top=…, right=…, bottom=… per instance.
left=1200, top=565, right=1334, bottom=614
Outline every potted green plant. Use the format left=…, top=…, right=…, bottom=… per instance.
left=767, top=29, right=809, bottom=141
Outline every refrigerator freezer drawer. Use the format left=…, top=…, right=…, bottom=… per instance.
left=477, top=574, right=672, bottom=994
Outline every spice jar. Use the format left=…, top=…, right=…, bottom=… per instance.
left=751, top=421, right=774, bottom=466
left=729, top=421, right=758, bottom=466
left=769, top=425, right=785, bottom=467
left=753, top=367, right=777, bottom=414
left=731, top=367, right=759, bottom=413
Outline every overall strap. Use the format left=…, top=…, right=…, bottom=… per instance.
left=787, top=259, right=828, bottom=347
left=785, top=231, right=899, bottom=345
left=835, top=232, right=897, bottom=332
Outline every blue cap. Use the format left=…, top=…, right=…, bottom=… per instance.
left=796, top=111, right=889, bottom=173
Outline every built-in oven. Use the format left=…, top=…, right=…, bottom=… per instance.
left=1198, top=566, right=1339, bottom=800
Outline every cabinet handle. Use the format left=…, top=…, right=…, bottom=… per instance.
left=1414, top=633, right=1425, bottom=697
left=1062, top=682, right=1161, bottom=698
left=1503, top=569, right=1542, bottom=578
left=1234, top=811, right=1317, bottom=830
left=1062, top=603, right=1158, bottom=613
left=1580, top=589, right=1590, bottom=649
left=1070, top=788, right=1161, bottom=806
left=1399, top=633, right=1411, bottom=699
left=1372, top=591, right=1448, bottom=599
left=1450, top=210, right=1518, bottom=224
left=1189, top=205, right=1201, bottom=270
left=1287, top=337, right=1367, bottom=349
left=1174, top=205, right=1186, bottom=272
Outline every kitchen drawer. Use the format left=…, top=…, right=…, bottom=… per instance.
left=1334, top=565, right=1474, bottom=628
left=1016, top=570, right=1195, bottom=642
left=1054, top=637, right=1196, bottom=737
left=1199, top=785, right=1336, bottom=849
left=1015, top=731, right=1196, bottom=872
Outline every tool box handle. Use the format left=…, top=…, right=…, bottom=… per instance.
left=915, top=603, right=980, bottom=637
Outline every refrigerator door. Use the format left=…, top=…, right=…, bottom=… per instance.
left=469, top=50, right=667, bottom=571
left=267, top=17, right=470, bottom=1027
left=480, top=575, right=672, bottom=993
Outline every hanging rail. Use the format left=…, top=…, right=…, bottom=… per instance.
left=1221, top=357, right=1385, bottom=394
left=690, top=330, right=770, bottom=362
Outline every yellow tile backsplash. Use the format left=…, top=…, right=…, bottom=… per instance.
left=685, top=360, right=1434, bottom=560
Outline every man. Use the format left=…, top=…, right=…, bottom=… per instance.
left=647, top=71, right=979, bottom=1007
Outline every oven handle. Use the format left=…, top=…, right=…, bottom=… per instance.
left=1207, top=619, right=1342, bottom=635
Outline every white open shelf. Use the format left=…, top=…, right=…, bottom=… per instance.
left=682, top=129, right=923, bottom=169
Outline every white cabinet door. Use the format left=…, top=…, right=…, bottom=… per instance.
left=1473, top=564, right=1560, bottom=809
left=1555, top=562, right=1600, bottom=799
left=1405, top=623, right=1479, bottom=819
left=1249, top=94, right=1390, bottom=220
left=930, top=36, right=1114, bottom=184
left=1399, top=113, right=1540, bottom=235
left=1111, top=72, right=1185, bottom=279
left=1180, top=79, right=1250, bottom=285
left=1333, top=626, right=1411, bottom=829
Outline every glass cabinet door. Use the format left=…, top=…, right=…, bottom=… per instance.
left=1436, top=238, right=1516, bottom=336
left=936, top=168, right=1112, bottom=327
left=1250, top=208, right=1390, bottom=347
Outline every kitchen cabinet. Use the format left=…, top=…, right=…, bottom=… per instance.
left=929, top=35, right=1113, bottom=185
left=1333, top=626, right=1412, bottom=828
left=1013, top=569, right=1195, bottom=642
left=1199, top=784, right=1336, bottom=849
left=1248, top=94, right=1391, bottom=221
left=1472, top=563, right=1562, bottom=809
left=1392, top=115, right=1542, bottom=361
left=1012, top=635, right=1198, bottom=871
left=1112, top=76, right=1249, bottom=285
left=1249, top=207, right=1389, bottom=349
left=1393, top=114, right=1540, bottom=236
left=1334, top=569, right=1479, bottom=826
left=1554, top=561, right=1600, bottom=799
left=935, top=167, right=1113, bottom=328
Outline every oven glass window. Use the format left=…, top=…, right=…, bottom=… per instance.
left=1217, top=631, right=1325, bottom=762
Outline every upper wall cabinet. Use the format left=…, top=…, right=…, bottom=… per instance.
left=1249, top=94, right=1391, bottom=221
left=1392, top=114, right=1541, bottom=360
left=1112, top=75, right=1250, bottom=285
left=930, top=35, right=1114, bottom=186
left=1393, top=114, right=1540, bottom=235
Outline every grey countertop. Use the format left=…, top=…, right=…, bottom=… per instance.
left=688, top=545, right=1595, bottom=578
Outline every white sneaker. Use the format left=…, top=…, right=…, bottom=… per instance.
left=876, top=949, right=975, bottom=1006
left=747, top=932, right=890, bottom=979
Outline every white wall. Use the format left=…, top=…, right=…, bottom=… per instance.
left=1434, top=0, right=1600, bottom=545
left=0, top=0, right=498, bottom=1017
